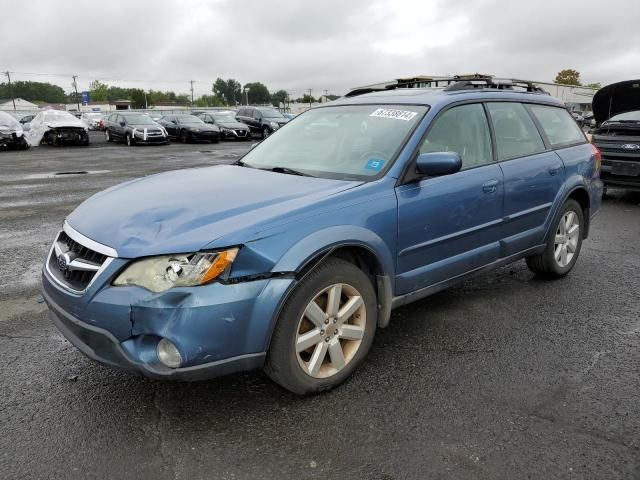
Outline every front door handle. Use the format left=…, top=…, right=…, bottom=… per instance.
left=549, top=165, right=562, bottom=176
left=482, top=179, right=499, bottom=194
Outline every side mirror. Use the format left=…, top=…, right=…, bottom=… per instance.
left=119, top=121, right=125, bottom=127
left=416, top=152, right=462, bottom=176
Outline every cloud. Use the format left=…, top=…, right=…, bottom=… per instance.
left=1, top=0, right=639, bottom=97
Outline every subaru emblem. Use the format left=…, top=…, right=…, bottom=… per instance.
left=57, top=253, right=68, bottom=271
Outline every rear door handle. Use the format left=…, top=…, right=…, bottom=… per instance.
left=482, top=179, right=499, bottom=194
left=549, top=165, right=562, bottom=176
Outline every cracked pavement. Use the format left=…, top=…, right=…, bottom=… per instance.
left=1, top=133, right=639, bottom=479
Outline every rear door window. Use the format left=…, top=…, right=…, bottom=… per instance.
left=487, top=102, right=546, bottom=160
left=529, top=105, right=585, bottom=147
left=420, top=103, right=493, bottom=169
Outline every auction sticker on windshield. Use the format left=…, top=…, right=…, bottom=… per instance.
left=370, top=108, right=418, bottom=121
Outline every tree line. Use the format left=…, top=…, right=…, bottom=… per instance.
left=0, top=78, right=338, bottom=108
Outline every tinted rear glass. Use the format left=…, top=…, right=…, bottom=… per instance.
left=487, top=102, right=545, bottom=160
left=529, top=105, right=585, bottom=147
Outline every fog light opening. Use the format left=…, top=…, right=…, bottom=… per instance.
left=156, top=338, right=182, bottom=369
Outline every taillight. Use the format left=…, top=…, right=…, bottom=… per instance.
left=591, top=143, right=601, bottom=174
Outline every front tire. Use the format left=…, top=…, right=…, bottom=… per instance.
left=262, top=126, right=270, bottom=139
left=180, top=130, right=189, bottom=144
left=105, top=130, right=112, bottom=142
left=125, top=133, right=135, bottom=146
left=265, top=258, right=377, bottom=395
left=526, top=199, right=584, bottom=278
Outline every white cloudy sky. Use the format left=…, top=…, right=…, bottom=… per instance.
left=2, top=0, right=640, bottom=97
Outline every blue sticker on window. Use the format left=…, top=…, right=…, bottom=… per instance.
left=365, top=158, right=385, bottom=172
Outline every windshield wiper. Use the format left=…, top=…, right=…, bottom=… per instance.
left=270, top=166, right=313, bottom=177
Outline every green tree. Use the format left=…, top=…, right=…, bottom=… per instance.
left=212, top=78, right=241, bottom=105
left=296, top=94, right=316, bottom=104
left=194, top=95, right=225, bottom=107
left=585, top=82, right=602, bottom=90
left=271, top=89, right=288, bottom=107
left=106, top=86, right=130, bottom=101
left=128, top=88, right=147, bottom=109
left=554, top=69, right=582, bottom=86
left=89, top=80, right=109, bottom=101
left=0, top=80, right=67, bottom=103
left=244, top=82, right=270, bottom=104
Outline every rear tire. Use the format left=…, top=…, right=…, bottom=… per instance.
left=265, top=258, right=377, bottom=395
left=526, top=199, right=584, bottom=278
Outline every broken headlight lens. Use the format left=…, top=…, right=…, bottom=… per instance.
left=113, top=248, right=238, bottom=293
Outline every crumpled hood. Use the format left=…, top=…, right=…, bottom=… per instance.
left=592, top=79, right=640, bottom=124
left=67, top=165, right=360, bottom=258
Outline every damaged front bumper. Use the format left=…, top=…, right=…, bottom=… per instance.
left=42, top=259, right=294, bottom=380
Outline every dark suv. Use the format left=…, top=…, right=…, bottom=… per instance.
left=236, top=106, right=289, bottom=138
left=591, top=79, right=640, bottom=191
left=104, top=112, right=169, bottom=146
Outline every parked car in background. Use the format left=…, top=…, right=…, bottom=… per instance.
left=591, top=79, right=640, bottom=191
left=104, top=112, right=169, bottom=146
left=583, top=112, right=595, bottom=129
left=27, top=110, right=89, bottom=146
left=42, top=79, right=602, bottom=395
left=19, top=114, right=35, bottom=132
left=194, top=111, right=250, bottom=140
left=81, top=112, right=105, bottom=131
left=282, top=112, right=296, bottom=120
left=236, top=106, right=289, bottom=138
left=0, top=111, right=29, bottom=150
left=157, top=114, right=220, bottom=143
left=571, top=111, right=585, bottom=127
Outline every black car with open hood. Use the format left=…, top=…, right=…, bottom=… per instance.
left=591, top=79, right=640, bottom=191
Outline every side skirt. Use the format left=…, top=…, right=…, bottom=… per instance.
left=391, top=244, right=545, bottom=310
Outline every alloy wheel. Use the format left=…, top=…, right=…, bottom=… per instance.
left=554, top=210, right=580, bottom=267
left=295, top=283, right=366, bottom=379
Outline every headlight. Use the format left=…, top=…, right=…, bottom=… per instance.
left=113, top=248, right=238, bottom=293
left=191, top=128, right=200, bottom=132
left=269, top=121, right=279, bottom=129
left=134, top=130, right=144, bottom=137
left=221, top=127, right=232, bottom=133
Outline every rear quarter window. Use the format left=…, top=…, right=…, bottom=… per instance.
left=487, top=102, right=546, bottom=160
left=529, top=105, right=586, bottom=147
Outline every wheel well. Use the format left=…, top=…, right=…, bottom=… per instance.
left=296, top=245, right=393, bottom=328
left=568, top=188, right=590, bottom=238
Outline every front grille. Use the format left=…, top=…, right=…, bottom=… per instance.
left=47, top=231, right=109, bottom=292
left=146, top=129, right=164, bottom=137
left=593, top=135, right=640, bottom=163
left=235, top=130, right=247, bottom=137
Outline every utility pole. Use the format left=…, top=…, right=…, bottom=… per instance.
left=308, top=88, right=312, bottom=109
left=190, top=80, right=195, bottom=105
left=4, top=71, right=16, bottom=111
left=323, top=89, right=328, bottom=103
left=245, top=87, right=250, bottom=106
left=72, top=75, right=80, bottom=111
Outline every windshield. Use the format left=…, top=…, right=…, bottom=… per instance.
left=608, top=110, right=640, bottom=122
left=124, top=114, right=156, bottom=125
left=240, top=104, right=427, bottom=180
left=212, top=114, right=237, bottom=122
left=259, top=108, right=285, bottom=119
left=177, top=115, right=204, bottom=125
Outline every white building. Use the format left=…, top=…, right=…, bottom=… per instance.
left=0, top=97, right=39, bottom=110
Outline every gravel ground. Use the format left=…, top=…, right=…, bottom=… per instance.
left=1, top=132, right=639, bottom=479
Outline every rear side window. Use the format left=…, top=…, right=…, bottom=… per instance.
left=529, top=105, right=585, bottom=147
left=420, top=103, right=493, bottom=169
left=487, top=102, right=545, bottom=160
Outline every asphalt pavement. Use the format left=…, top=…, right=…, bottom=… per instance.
left=1, top=132, right=639, bottom=479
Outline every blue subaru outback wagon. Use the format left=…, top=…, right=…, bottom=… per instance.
left=42, top=78, right=603, bottom=395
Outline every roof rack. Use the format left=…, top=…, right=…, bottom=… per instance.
left=345, top=74, right=549, bottom=97
left=443, top=74, right=549, bottom=94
